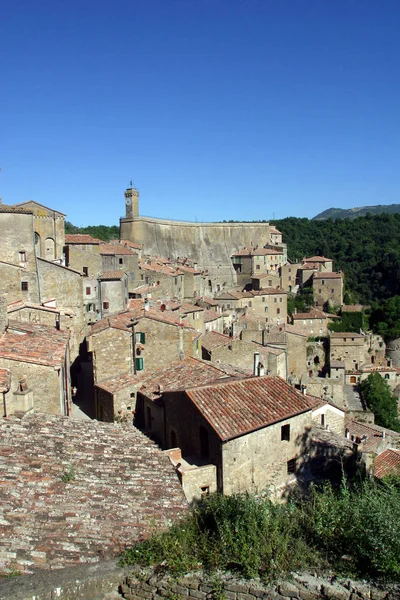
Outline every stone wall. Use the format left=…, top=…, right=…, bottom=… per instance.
left=2, top=563, right=396, bottom=600
left=90, top=328, right=133, bottom=384
left=120, top=216, right=271, bottom=288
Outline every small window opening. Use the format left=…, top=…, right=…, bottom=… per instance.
left=287, top=458, right=296, bottom=474
left=281, top=424, right=290, bottom=441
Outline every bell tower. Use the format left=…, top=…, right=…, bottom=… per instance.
left=124, top=185, right=139, bottom=218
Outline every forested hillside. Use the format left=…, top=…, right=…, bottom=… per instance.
left=65, top=221, right=119, bottom=242
left=273, top=213, right=400, bottom=304
left=313, top=204, right=400, bottom=220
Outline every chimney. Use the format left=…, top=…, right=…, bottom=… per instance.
left=301, top=384, right=307, bottom=395
left=144, top=298, right=149, bottom=312
left=0, top=296, right=8, bottom=334
left=253, top=352, right=260, bottom=376
left=382, top=431, right=386, bottom=440
left=258, top=363, right=265, bottom=377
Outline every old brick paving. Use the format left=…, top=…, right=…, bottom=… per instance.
left=0, top=413, right=188, bottom=573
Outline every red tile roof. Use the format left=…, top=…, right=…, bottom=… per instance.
left=185, top=376, right=315, bottom=441
left=204, top=309, right=222, bottom=323
left=0, top=369, right=11, bottom=392
left=269, top=226, right=282, bottom=234
left=232, top=247, right=283, bottom=257
left=100, top=243, right=136, bottom=255
left=304, top=256, right=332, bottom=263
left=65, top=234, right=102, bottom=244
left=341, top=305, right=365, bottom=313
left=374, top=449, right=400, bottom=479
left=345, top=418, right=399, bottom=453
left=293, top=309, right=335, bottom=320
left=100, top=271, right=125, bottom=280
left=330, top=332, right=364, bottom=339
left=0, top=321, right=69, bottom=367
left=0, top=414, right=187, bottom=572
left=119, top=239, right=143, bottom=250
left=89, top=305, right=194, bottom=336
left=201, top=331, right=232, bottom=351
left=0, top=204, right=32, bottom=214
left=313, top=272, right=342, bottom=279
left=139, top=260, right=183, bottom=276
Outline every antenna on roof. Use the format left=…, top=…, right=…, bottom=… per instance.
left=129, top=179, right=133, bottom=188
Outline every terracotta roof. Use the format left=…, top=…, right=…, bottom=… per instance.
left=204, top=309, right=222, bottom=323
left=215, top=291, right=253, bottom=300
left=313, top=272, right=342, bottom=279
left=168, top=301, right=204, bottom=315
left=65, top=234, right=102, bottom=244
left=298, top=263, right=320, bottom=270
left=232, top=247, right=283, bottom=257
left=119, top=239, right=143, bottom=250
left=374, top=449, right=400, bottom=479
left=0, top=321, right=69, bottom=367
left=293, top=309, right=333, bottom=320
left=0, top=369, right=11, bottom=393
left=185, top=376, right=315, bottom=441
left=6, top=300, right=63, bottom=315
left=281, top=323, right=308, bottom=337
left=199, top=296, right=219, bottom=307
left=100, top=243, right=136, bottom=256
left=331, top=360, right=345, bottom=368
left=201, top=331, right=232, bottom=351
left=139, top=260, right=183, bottom=276
left=89, top=305, right=194, bottom=336
left=139, top=358, right=231, bottom=401
left=178, top=264, right=201, bottom=274
left=252, top=287, right=287, bottom=296
left=100, top=271, right=125, bottom=280
left=0, top=414, right=188, bottom=573
left=96, top=372, right=146, bottom=394
left=341, top=305, right=364, bottom=313
left=0, top=204, right=33, bottom=214
left=269, top=226, right=282, bottom=234
left=304, top=256, right=332, bottom=263
left=330, top=332, right=364, bottom=339
left=345, top=418, right=400, bottom=453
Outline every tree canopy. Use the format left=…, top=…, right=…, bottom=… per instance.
left=360, top=373, right=400, bottom=432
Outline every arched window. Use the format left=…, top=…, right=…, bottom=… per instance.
left=34, top=232, right=41, bottom=257
left=45, top=237, right=55, bottom=260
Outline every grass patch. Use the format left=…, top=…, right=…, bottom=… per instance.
left=121, top=478, right=400, bottom=582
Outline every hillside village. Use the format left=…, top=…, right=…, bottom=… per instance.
left=1, top=186, right=400, bottom=575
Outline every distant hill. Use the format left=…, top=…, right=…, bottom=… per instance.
left=313, top=204, right=400, bottom=220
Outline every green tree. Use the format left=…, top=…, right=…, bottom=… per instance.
left=369, top=296, right=400, bottom=341
left=360, top=373, right=400, bottom=431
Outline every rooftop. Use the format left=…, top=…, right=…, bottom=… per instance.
left=330, top=332, right=364, bottom=339
left=0, top=204, right=33, bottom=214
left=185, top=376, right=315, bottom=442
left=0, top=369, right=10, bottom=393
left=304, top=256, right=332, bottom=263
left=119, top=239, right=143, bottom=250
left=313, top=271, right=342, bottom=279
left=100, top=270, right=125, bottom=280
left=0, top=321, right=69, bottom=367
left=0, top=414, right=188, bottom=573
left=139, top=260, right=183, bottom=277
left=203, top=309, right=222, bottom=323
left=345, top=418, right=400, bottom=453
left=65, top=234, right=102, bottom=244
left=201, top=330, right=232, bottom=352
left=293, top=308, right=337, bottom=320
left=99, top=243, right=137, bottom=256
left=374, top=448, right=400, bottom=479
left=231, top=247, right=283, bottom=257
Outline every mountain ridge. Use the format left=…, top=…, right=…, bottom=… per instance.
left=313, top=204, right=400, bottom=220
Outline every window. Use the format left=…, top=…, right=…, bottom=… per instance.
left=321, top=414, right=325, bottom=427
left=86, top=287, right=91, bottom=295
left=19, top=251, right=26, bottom=263
left=136, top=357, right=144, bottom=371
left=331, top=288, right=334, bottom=294
left=274, top=298, right=277, bottom=303
left=119, top=258, right=123, bottom=265
left=83, top=267, right=88, bottom=277
left=319, top=289, right=322, bottom=294
left=200, top=485, right=210, bottom=496
left=21, top=282, right=28, bottom=292
left=262, top=296, right=265, bottom=303
left=248, top=301, right=252, bottom=307
left=135, top=332, right=146, bottom=344
left=268, top=280, right=272, bottom=286
left=277, top=308, right=280, bottom=314
left=385, top=374, right=390, bottom=380
left=288, top=276, right=292, bottom=281
left=287, top=458, right=296, bottom=474
left=322, top=280, right=325, bottom=285
left=256, top=264, right=260, bottom=270
left=280, top=298, right=283, bottom=303
left=265, top=318, right=269, bottom=322
left=281, top=424, right=290, bottom=441
left=103, top=301, right=109, bottom=310
left=288, top=268, right=291, bottom=273
left=265, top=306, right=268, bottom=313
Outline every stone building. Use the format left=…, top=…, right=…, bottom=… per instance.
left=0, top=413, right=188, bottom=573
left=64, top=233, right=103, bottom=277
left=204, top=309, right=224, bottom=333
left=99, top=271, right=129, bottom=316
left=100, top=243, right=138, bottom=294
left=279, top=262, right=301, bottom=292
left=156, top=376, right=316, bottom=495
left=265, top=324, right=308, bottom=382
left=292, top=308, right=339, bottom=338
left=0, top=302, right=71, bottom=416
left=231, top=247, right=286, bottom=287
left=313, top=272, right=344, bottom=309
left=139, top=259, right=185, bottom=300
left=13, top=200, right=66, bottom=261
left=329, top=332, right=366, bottom=371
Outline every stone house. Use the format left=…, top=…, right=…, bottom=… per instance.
left=89, top=302, right=200, bottom=388
left=269, top=225, right=283, bottom=245
left=6, top=300, right=71, bottom=330
left=345, top=365, right=400, bottom=389
left=178, top=263, right=204, bottom=299
left=139, top=259, right=184, bottom=299
left=292, top=308, right=339, bottom=338
left=64, top=233, right=103, bottom=277
left=156, top=376, right=316, bottom=495
left=329, top=332, right=366, bottom=371
left=265, top=324, right=308, bottom=382
left=13, top=200, right=66, bottom=261
left=168, top=301, right=205, bottom=333
left=204, top=309, right=224, bottom=333
left=248, top=288, right=287, bottom=326
left=251, top=272, right=281, bottom=291
left=99, top=271, right=129, bottom=316
left=313, top=272, right=344, bottom=309
left=231, top=247, right=286, bottom=287
left=100, top=242, right=138, bottom=294
left=0, top=205, right=41, bottom=303
left=36, top=258, right=85, bottom=358
left=0, top=303, right=71, bottom=416
left=311, top=398, right=346, bottom=436
left=0, top=414, right=188, bottom=573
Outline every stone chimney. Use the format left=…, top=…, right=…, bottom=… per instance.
left=0, top=296, right=8, bottom=334
left=253, top=352, right=260, bottom=376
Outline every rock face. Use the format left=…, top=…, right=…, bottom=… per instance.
left=0, top=414, right=188, bottom=573
left=120, top=215, right=271, bottom=288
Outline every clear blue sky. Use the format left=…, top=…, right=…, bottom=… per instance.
left=1, top=0, right=400, bottom=225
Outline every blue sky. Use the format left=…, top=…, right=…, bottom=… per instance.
left=1, top=0, right=400, bottom=225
